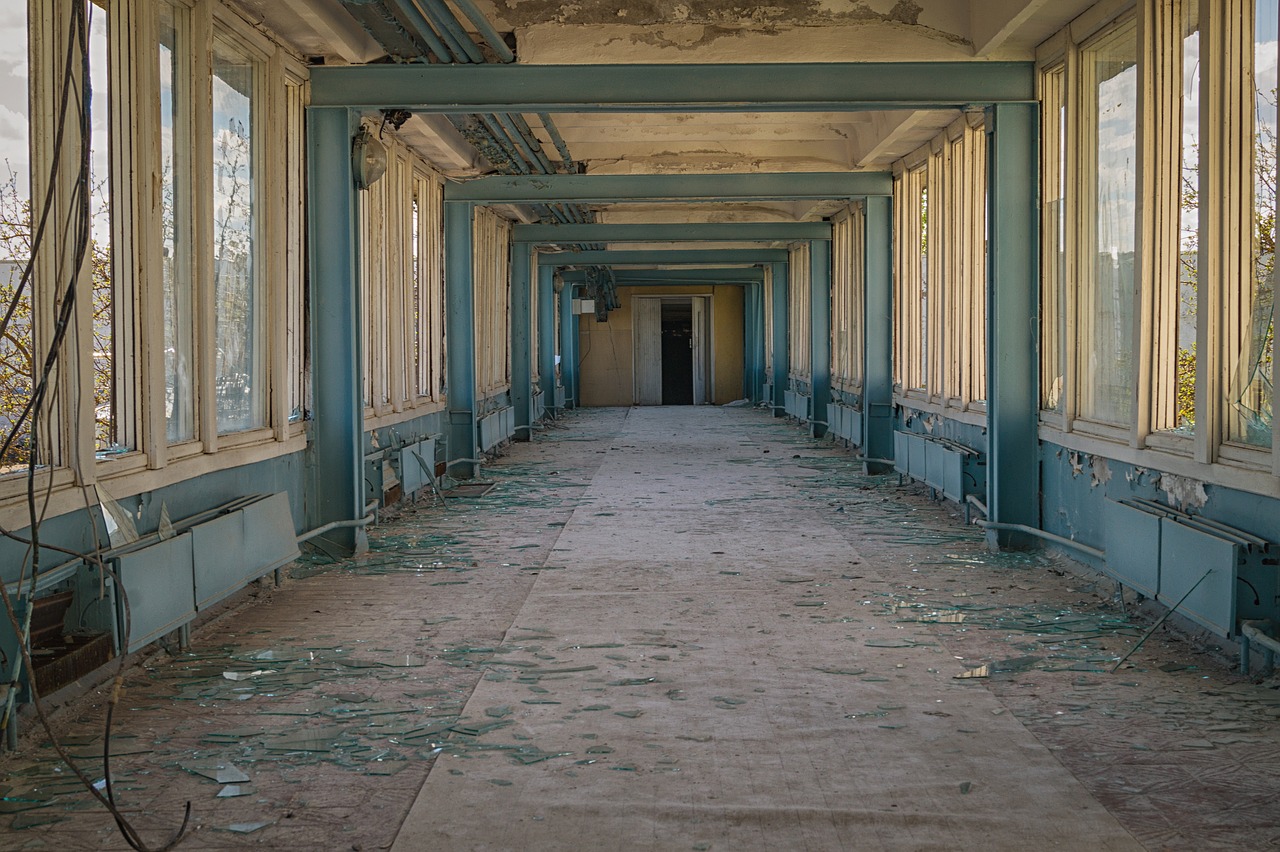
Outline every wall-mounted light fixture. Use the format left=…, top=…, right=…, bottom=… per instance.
left=352, top=126, right=387, bottom=190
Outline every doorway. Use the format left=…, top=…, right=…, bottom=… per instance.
left=633, top=296, right=710, bottom=405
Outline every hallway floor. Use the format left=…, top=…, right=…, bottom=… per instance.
left=5, top=407, right=1280, bottom=850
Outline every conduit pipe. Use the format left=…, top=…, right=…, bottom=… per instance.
left=449, top=0, right=516, bottom=62
left=421, top=0, right=485, bottom=62
left=388, top=0, right=452, bottom=62
left=297, top=512, right=376, bottom=544
left=975, top=520, right=1104, bottom=561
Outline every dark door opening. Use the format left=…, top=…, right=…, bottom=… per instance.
left=661, top=301, right=694, bottom=405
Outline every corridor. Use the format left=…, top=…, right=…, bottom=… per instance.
left=5, top=407, right=1279, bottom=849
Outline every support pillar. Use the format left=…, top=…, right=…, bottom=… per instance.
left=863, top=196, right=895, bottom=473
left=444, top=202, right=479, bottom=478
left=538, top=265, right=556, bottom=410
left=770, top=262, right=789, bottom=416
left=810, top=239, right=832, bottom=438
left=986, top=102, right=1040, bottom=548
left=305, top=107, right=365, bottom=554
left=511, top=243, right=533, bottom=440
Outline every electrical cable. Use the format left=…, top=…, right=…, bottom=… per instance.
left=0, top=6, right=190, bottom=849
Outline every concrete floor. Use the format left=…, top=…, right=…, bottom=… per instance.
left=4, top=407, right=1280, bottom=849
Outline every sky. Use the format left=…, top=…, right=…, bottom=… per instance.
left=0, top=6, right=27, bottom=198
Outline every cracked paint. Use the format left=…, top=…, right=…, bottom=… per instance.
left=1159, top=474, right=1209, bottom=512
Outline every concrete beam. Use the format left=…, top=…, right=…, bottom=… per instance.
left=310, top=62, right=1036, bottom=112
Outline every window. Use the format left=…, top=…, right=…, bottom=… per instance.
left=830, top=205, right=864, bottom=391
left=788, top=242, right=812, bottom=380
left=1229, top=0, right=1277, bottom=447
left=892, top=118, right=987, bottom=409
left=1079, top=18, right=1138, bottom=427
left=0, top=1, right=31, bottom=474
left=474, top=206, right=511, bottom=397
left=893, top=165, right=926, bottom=391
left=159, top=1, right=195, bottom=444
left=1039, top=0, right=1277, bottom=477
left=285, top=77, right=307, bottom=424
left=1041, top=64, right=1067, bottom=414
left=211, top=37, right=263, bottom=433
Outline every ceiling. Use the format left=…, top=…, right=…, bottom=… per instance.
left=229, top=0, right=1098, bottom=227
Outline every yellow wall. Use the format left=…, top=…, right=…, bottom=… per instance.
left=579, top=285, right=744, bottom=406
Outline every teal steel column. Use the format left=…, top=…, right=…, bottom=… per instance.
left=863, top=196, right=895, bottom=473
left=986, top=102, right=1040, bottom=548
left=511, top=243, right=533, bottom=440
left=559, top=283, right=578, bottom=407
left=538, top=265, right=556, bottom=409
left=750, top=283, right=767, bottom=401
left=770, top=262, right=789, bottom=416
left=743, top=283, right=760, bottom=401
left=444, top=202, right=479, bottom=478
left=305, top=107, right=365, bottom=554
left=809, top=239, right=832, bottom=438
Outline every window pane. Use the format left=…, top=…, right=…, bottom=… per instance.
left=1229, top=0, right=1277, bottom=446
left=1080, top=21, right=1138, bottom=426
left=918, top=182, right=929, bottom=391
left=160, top=3, right=195, bottom=442
left=1041, top=66, right=1066, bottom=412
left=212, top=40, right=262, bottom=433
left=1176, top=6, right=1201, bottom=434
left=0, top=1, right=30, bottom=472
left=88, top=4, right=121, bottom=452
left=411, top=189, right=422, bottom=397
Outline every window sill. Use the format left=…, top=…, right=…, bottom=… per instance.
left=1039, top=425, right=1280, bottom=499
left=0, top=433, right=308, bottom=531
left=895, top=395, right=988, bottom=429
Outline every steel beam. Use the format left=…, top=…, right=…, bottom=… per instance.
left=446, top=173, right=892, bottom=203
left=511, top=244, right=533, bottom=440
left=862, top=196, right=894, bottom=473
left=809, top=239, right=832, bottom=439
left=444, top=202, right=479, bottom=478
left=558, top=268, right=764, bottom=284
left=770, top=262, right=789, bottom=417
left=310, top=62, right=1036, bottom=112
left=514, top=222, right=832, bottom=244
left=985, top=103, right=1040, bottom=548
left=538, top=249, right=787, bottom=266
left=537, top=263, right=556, bottom=410
left=305, top=107, right=366, bottom=554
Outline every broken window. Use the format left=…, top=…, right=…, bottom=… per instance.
left=829, top=204, right=864, bottom=392
left=1041, top=63, right=1067, bottom=415
left=0, top=1, right=31, bottom=475
left=286, top=76, right=308, bottom=424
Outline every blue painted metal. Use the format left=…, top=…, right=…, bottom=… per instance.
left=446, top=172, right=892, bottom=203
left=559, top=268, right=764, bottom=284
left=448, top=0, right=515, bottom=62
left=539, top=249, right=787, bottom=266
left=444, top=202, right=479, bottom=477
left=511, top=244, right=533, bottom=440
left=514, top=222, right=833, bottom=243
left=809, top=239, right=832, bottom=438
left=862, top=196, right=894, bottom=472
left=770, top=262, right=789, bottom=417
left=385, top=0, right=452, bottom=62
left=538, top=113, right=577, bottom=172
left=985, top=103, right=1040, bottom=548
left=559, top=283, right=578, bottom=407
left=538, top=264, right=557, bottom=409
left=306, top=107, right=365, bottom=554
left=420, top=0, right=485, bottom=62
left=309, top=62, right=1036, bottom=111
